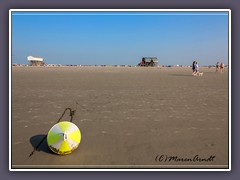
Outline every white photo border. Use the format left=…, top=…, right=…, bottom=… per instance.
left=9, top=9, right=231, bottom=171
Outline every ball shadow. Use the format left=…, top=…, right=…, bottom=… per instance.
left=29, top=134, right=55, bottom=154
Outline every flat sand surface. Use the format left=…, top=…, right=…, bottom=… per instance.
left=11, top=66, right=229, bottom=169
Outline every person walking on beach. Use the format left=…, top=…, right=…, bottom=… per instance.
left=192, top=61, right=199, bottom=76
left=195, top=61, right=199, bottom=73
left=192, top=61, right=196, bottom=75
left=220, top=62, right=225, bottom=73
left=216, top=62, right=220, bottom=72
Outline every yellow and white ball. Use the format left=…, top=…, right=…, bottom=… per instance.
left=47, top=121, right=81, bottom=155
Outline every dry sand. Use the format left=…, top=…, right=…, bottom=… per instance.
left=11, top=66, right=229, bottom=169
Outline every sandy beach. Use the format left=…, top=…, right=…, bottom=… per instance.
left=11, top=66, right=229, bottom=169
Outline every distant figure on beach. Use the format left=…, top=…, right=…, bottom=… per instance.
left=220, top=62, right=225, bottom=73
left=194, top=61, right=199, bottom=73
left=192, top=61, right=196, bottom=73
left=216, top=62, right=220, bottom=72
left=192, top=61, right=201, bottom=76
left=192, top=61, right=198, bottom=75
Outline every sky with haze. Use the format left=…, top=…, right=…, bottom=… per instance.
left=11, top=11, right=229, bottom=66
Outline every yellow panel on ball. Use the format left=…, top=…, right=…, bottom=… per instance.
left=47, top=121, right=81, bottom=155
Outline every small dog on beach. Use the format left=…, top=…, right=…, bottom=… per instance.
left=193, top=72, right=204, bottom=76
left=198, top=72, right=204, bottom=76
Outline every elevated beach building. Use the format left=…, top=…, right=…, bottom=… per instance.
left=139, top=57, right=158, bottom=67
left=27, top=55, right=45, bottom=66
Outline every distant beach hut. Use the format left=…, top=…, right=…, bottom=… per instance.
left=27, top=55, right=45, bottom=66
left=139, top=57, right=158, bottom=67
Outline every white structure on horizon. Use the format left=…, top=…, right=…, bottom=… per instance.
left=27, top=55, right=45, bottom=66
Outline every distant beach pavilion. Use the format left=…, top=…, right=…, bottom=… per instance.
left=139, top=57, right=158, bottom=67
left=27, top=55, right=45, bottom=66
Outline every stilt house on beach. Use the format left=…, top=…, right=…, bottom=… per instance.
left=27, top=56, right=45, bottom=66
left=138, top=57, right=158, bottom=67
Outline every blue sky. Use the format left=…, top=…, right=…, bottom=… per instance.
left=11, top=11, right=229, bottom=66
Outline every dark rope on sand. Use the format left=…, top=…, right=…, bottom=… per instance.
left=57, top=107, right=75, bottom=123
left=29, top=106, right=77, bottom=157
